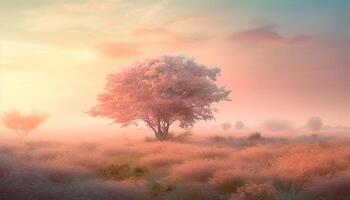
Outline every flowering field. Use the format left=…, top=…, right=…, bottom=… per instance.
left=0, top=132, right=349, bottom=200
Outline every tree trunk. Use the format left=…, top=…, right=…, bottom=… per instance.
left=147, top=118, right=171, bottom=141
left=154, top=126, right=169, bottom=141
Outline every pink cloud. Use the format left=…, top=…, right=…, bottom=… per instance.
left=133, top=27, right=209, bottom=51
left=230, top=24, right=312, bottom=47
left=96, top=42, right=141, bottom=59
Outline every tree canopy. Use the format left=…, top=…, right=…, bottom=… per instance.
left=90, top=55, right=231, bottom=140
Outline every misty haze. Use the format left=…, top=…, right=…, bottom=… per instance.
left=1, top=1, right=349, bottom=200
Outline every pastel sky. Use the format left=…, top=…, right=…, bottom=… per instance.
left=1, top=0, right=349, bottom=133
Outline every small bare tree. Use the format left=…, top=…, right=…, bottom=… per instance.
left=1, top=110, right=47, bottom=136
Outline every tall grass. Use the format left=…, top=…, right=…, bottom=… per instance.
left=0, top=133, right=349, bottom=199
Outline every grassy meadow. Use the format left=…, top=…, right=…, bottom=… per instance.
left=0, top=131, right=349, bottom=200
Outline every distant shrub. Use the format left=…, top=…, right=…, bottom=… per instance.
left=306, top=117, right=323, bottom=131
left=248, top=132, right=262, bottom=140
left=146, top=132, right=193, bottom=143
left=235, top=121, right=245, bottom=130
left=134, top=167, right=148, bottom=177
left=167, top=131, right=193, bottom=142
left=210, top=135, right=227, bottom=142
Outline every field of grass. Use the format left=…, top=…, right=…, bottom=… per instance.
left=0, top=131, right=349, bottom=200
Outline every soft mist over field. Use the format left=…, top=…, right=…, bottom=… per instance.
left=1, top=0, right=350, bottom=199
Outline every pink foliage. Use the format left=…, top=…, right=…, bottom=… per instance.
left=90, top=55, right=230, bottom=139
left=1, top=110, right=47, bottom=136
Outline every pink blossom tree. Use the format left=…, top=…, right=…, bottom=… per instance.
left=90, top=55, right=231, bottom=140
left=1, top=110, right=48, bottom=136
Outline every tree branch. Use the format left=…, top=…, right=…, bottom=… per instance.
left=145, top=114, right=157, bottom=134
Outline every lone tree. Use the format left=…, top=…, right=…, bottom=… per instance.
left=90, top=55, right=231, bottom=140
left=306, top=117, right=323, bottom=131
left=1, top=110, right=47, bottom=136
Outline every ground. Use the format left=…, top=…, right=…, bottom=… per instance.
left=0, top=131, right=349, bottom=200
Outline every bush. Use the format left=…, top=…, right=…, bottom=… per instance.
left=235, top=121, right=245, bottom=130
left=97, top=164, right=148, bottom=181
left=210, top=135, right=227, bottom=142
left=248, top=132, right=262, bottom=140
left=167, top=131, right=193, bottom=142
left=306, top=117, right=323, bottom=131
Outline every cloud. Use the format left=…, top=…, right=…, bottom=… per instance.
left=230, top=24, right=312, bottom=47
left=133, top=27, right=209, bottom=50
left=96, top=42, right=141, bottom=59
left=133, top=27, right=175, bottom=38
